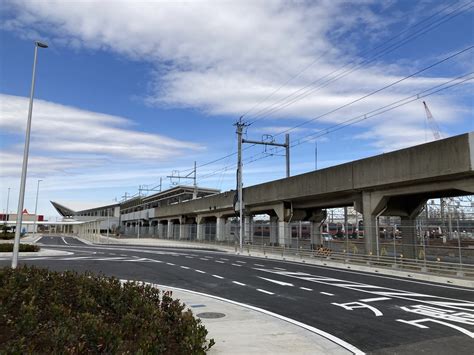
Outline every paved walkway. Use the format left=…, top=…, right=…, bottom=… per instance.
left=163, top=286, right=353, bottom=355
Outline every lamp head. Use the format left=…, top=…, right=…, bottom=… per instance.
left=35, top=41, right=48, bottom=48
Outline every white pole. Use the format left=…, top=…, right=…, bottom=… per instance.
left=5, top=187, right=10, bottom=224
left=237, top=122, right=243, bottom=253
left=107, top=208, right=110, bottom=243
left=32, top=179, right=42, bottom=239
left=12, top=41, right=47, bottom=269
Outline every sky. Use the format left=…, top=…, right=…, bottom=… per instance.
left=0, top=0, right=473, bottom=219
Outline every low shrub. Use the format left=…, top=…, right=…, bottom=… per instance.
left=0, top=266, right=214, bottom=354
left=0, top=233, right=15, bottom=240
left=0, top=243, right=40, bottom=252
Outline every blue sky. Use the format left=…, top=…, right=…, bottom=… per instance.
left=0, top=0, right=473, bottom=218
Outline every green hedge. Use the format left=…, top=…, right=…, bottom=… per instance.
left=0, top=243, right=40, bottom=252
left=0, top=233, right=15, bottom=240
left=0, top=266, right=214, bottom=353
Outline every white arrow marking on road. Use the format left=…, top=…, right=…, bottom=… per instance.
left=257, top=276, right=294, bottom=287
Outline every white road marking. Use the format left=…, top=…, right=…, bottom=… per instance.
left=273, top=267, right=286, bottom=270
left=333, top=302, right=383, bottom=317
left=200, top=258, right=209, bottom=261
left=180, top=266, right=190, bottom=269
left=120, top=280, right=365, bottom=355
left=232, top=281, right=246, bottom=286
left=185, top=256, right=194, bottom=259
left=236, top=261, right=246, bottom=264
left=231, top=263, right=242, bottom=267
left=257, top=276, right=294, bottom=287
left=320, top=292, right=335, bottom=296
left=58, top=256, right=93, bottom=260
left=94, top=257, right=126, bottom=261
left=360, top=297, right=391, bottom=302
left=212, top=274, right=224, bottom=279
left=220, top=258, right=229, bottom=261
left=257, top=289, right=274, bottom=295
left=195, top=269, right=206, bottom=274
left=300, top=287, right=313, bottom=291
left=215, top=260, right=225, bottom=264
left=61, top=237, right=68, bottom=245
left=166, top=262, right=175, bottom=266
left=120, top=254, right=128, bottom=256
left=254, top=263, right=265, bottom=267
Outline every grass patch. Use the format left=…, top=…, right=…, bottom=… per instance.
left=0, top=266, right=214, bottom=354
left=0, top=243, right=40, bottom=252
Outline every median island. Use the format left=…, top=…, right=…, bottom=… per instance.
left=0, top=266, right=214, bottom=353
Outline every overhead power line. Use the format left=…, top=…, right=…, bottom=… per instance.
left=245, top=1, right=473, bottom=125
left=196, top=71, right=473, bottom=182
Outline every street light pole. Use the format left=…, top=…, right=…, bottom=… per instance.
left=5, top=187, right=10, bottom=224
left=32, top=179, right=42, bottom=239
left=12, top=41, right=48, bottom=269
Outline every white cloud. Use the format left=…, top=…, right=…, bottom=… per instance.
left=0, top=94, right=204, bottom=165
left=3, top=0, right=471, bottom=148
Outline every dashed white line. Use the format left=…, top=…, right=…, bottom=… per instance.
left=257, top=289, right=274, bottom=295
left=254, top=263, right=265, bottom=267
left=212, top=275, right=224, bottom=279
left=300, top=287, right=313, bottom=291
left=236, top=261, right=246, bottom=264
left=273, top=267, right=286, bottom=270
left=320, top=292, right=335, bottom=296
left=185, top=256, right=194, bottom=259
left=215, top=260, right=225, bottom=264
left=166, top=262, right=175, bottom=266
left=232, top=281, right=246, bottom=286
left=200, top=258, right=209, bottom=261
left=180, top=266, right=190, bottom=270
left=359, top=297, right=391, bottom=302
left=195, top=269, right=206, bottom=274
left=220, top=258, right=229, bottom=261
left=231, top=263, right=242, bottom=267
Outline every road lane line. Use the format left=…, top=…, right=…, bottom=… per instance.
left=232, top=281, right=246, bottom=286
left=320, top=292, right=335, bottom=296
left=254, top=263, right=265, bottom=267
left=185, top=256, right=194, bottom=258
left=195, top=269, right=206, bottom=274
left=273, top=267, right=286, bottom=270
left=257, top=276, right=293, bottom=287
left=360, top=297, right=391, bottom=302
left=231, top=263, right=242, bottom=267
left=166, top=262, right=175, bottom=266
left=300, top=287, right=313, bottom=291
left=61, top=237, right=68, bottom=245
left=257, top=289, right=274, bottom=295
left=200, top=258, right=209, bottom=261
left=236, top=261, right=246, bottom=264
left=212, top=275, right=224, bottom=279
left=215, top=260, right=225, bottom=264
left=220, top=258, right=229, bottom=261
left=180, top=266, right=190, bottom=269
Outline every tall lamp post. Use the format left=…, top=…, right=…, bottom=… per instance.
left=12, top=41, right=48, bottom=269
left=32, top=179, right=42, bottom=239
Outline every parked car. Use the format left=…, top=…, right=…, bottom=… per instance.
left=322, top=233, right=333, bottom=241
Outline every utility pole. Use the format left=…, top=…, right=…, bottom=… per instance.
left=167, top=161, right=198, bottom=198
left=235, top=118, right=248, bottom=253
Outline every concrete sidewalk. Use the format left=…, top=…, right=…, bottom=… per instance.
left=161, top=285, right=356, bottom=355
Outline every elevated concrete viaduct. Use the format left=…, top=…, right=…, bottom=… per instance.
left=134, top=132, right=474, bottom=258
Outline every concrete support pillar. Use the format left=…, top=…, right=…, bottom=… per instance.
left=311, top=222, right=322, bottom=247
left=196, top=217, right=204, bottom=241
left=278, top=221, right=290, bottom=247
left=179, top=218, right=186, bottom=240
left=400, top=216, right=417, bottom=260
left=216, top=216, right=226, bottom=241
left=361, top=192, right=385, bottom=256
left=167, top=220, right=174, bottom=240
left=270, top=216, right=278, bottom=245
left=244, top=215, right=253, bottom=243
left=155, top=222, right=161, bottom=238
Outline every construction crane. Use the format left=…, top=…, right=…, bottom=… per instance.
left=423, top=101, right=441, bottom=140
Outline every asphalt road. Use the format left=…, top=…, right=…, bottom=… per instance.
left=2, top=236, right=473, bottom=354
